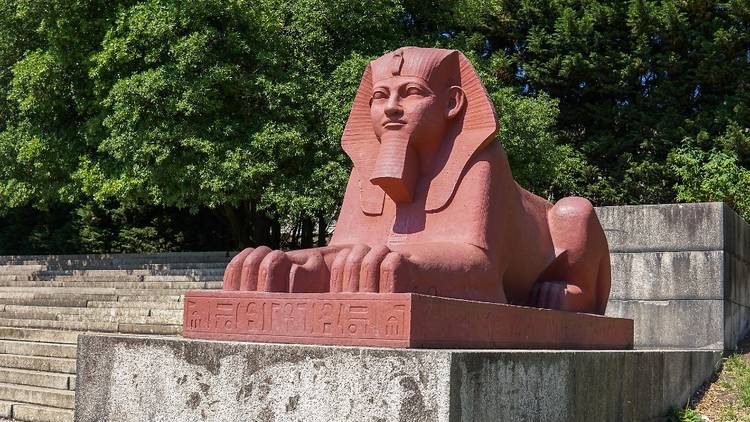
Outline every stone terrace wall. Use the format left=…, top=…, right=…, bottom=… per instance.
left=596, top=202, right=750, bottom=351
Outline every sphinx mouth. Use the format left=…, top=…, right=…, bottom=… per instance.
left=383, top=120, right=407, bottom=129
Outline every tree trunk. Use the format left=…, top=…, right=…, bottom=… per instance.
left=317, top=212, right=328, bottom=247
left=301, top=216, right=314, bottom=248
left=252, top=212, right=272, bottom=247
left=220, top=204, right=250, bottom=250
left=290, top=219, right=301, bottom=248
left=270, top=216, right=281, bottom=249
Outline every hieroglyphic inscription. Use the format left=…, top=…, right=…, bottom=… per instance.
left=185, top=295, right=408, bottom=340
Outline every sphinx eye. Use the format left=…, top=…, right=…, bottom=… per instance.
left=372, top=90, right=388, bottom=100
left=404, top=85, right=425, bottom=96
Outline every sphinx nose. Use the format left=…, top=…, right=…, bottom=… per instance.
left=384, top=97, right=402, bottom=117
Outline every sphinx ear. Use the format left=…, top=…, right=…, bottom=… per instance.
left=445, top=86, right=466, bottom=120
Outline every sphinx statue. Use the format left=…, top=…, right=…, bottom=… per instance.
left=222, top=47, right=612, bottom=315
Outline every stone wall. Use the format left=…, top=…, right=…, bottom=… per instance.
left=597, top=202, right=750, bottom=350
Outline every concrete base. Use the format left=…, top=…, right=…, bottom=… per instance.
left=75, top=335, right=720, bottom=422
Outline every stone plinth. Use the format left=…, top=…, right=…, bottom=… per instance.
left=182, top=291, right=633, bottom=349
left=75, top=334, right=720, bottom=422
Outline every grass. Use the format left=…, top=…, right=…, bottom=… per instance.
left=679, top=346, right=750, bottom=422
left=670, top=408, right=705, bottom=422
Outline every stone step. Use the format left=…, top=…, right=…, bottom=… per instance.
left=2, top=305, right=150, bottom=318
left=0, top=382, right=75, bottom=409
left=0, top=297, right=91, bottom=308
left=86, top=300, right=182, bottom=309
left=0, top=287, right=190, bottom=297
left=0, top=317, right=118, bottom=333
left=0, top=399, right=10, bottom=418
left=0, top=280, right=220, bottom=290
left=0, top=293, right=118, bottom=303
left=0, top=354, right=75, bottom=374
left=32, top=267, right=224, bottom=277
left=150, top=309, right=182, bottom=319
left=144, top=262, right=228, bottom=270
left=117, top=323, right=181, bottom=335
left=0, top=275, right=33, bottom=281
left=56, top=314, right=181, bottom=325
left=31, top=275, right=222, bottom=283
left=0, top=367, right=73, bottom=390
left=0, top=317, right=181, bottom=335
left=142, top=275, right=222, bottom=282
left=0, top=340, right=76, bottom=359
left=0, top=265, right=46, bottom=272
left=0, top=251, right=233, bottom=264
left=114, top=295, right=182, bottom=302
left=11, top=402, right=74, bottom=422
left=32, top=275, right=145, bottom=283
left=0, top=328, right=78, bottom=345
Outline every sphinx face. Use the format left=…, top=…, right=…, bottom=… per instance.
left=369, top=76, right=448, bottom=203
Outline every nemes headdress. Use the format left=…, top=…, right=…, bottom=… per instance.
left=341, top=47, right=498, bottom=214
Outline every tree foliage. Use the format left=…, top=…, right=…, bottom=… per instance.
left=0, top=0, right=748, bottom=253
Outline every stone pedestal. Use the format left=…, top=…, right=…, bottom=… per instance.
left=182, top=291, right=633, bottom=349
left=75, top=334, right=719, bottom=422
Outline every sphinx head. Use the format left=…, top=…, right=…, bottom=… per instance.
left=367, top=49, right=466, bottom=202
left=342, top=47, right=497, bottom=214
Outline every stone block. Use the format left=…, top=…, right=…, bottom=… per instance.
left=606, top=299, right=724, bottom=349
left=609, top=251, right=724, bottom=300
left=595, top=203, right=724, bottom=252
left=75, top=335, right=721, bottom=422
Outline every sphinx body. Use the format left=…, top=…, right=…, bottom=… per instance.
left=223, top=47, right=611, bottom=315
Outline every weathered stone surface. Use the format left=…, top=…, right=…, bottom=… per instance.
left=606, top=299, right=724, bottom=350
left=724, top=301, right=750, bottom=351
left=609, top=251, right=724, bottom=300
left=75, top=335, right=721, bottom=422
left=726, top=253, right=750, bottom=307
left=724, top=205, right=750, bottom=259
left=595, top=203, right=724, bottom=252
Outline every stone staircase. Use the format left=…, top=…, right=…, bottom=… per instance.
left=0, top=252, right=233, bottom=422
